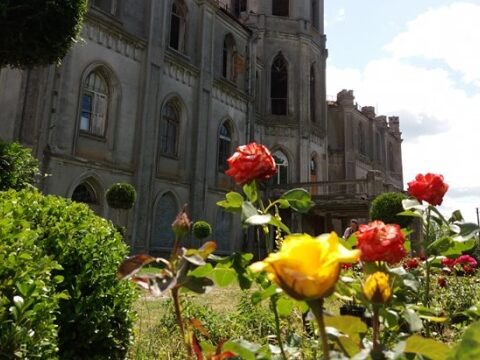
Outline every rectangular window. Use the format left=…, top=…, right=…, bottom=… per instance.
left=93, top=0, right=117, bottom=15
left=272, top=0, right=289, bottom=16
left=170, top=14, right=180, bottom=50
left=80, top=94, right=92, bottom=131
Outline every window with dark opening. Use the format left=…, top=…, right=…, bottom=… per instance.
left=271, top=54, right=288, bottom=115
left=310, top=65, right=316, bottom=122
left=159, top=101, right=179, bottom=157
left=218, top=122, right=232, bottom=171
left=233, top=0, right=247, bottom=17
left=311, top=0, right=319, bottom=29
left=272, top=0, right=289, bottom=16
left=170, top=2, right=186, bottom=52
left=72, top=183, right=97, bottom=204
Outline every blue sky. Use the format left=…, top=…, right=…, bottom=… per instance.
left=324, top=1, right=480, bottom=223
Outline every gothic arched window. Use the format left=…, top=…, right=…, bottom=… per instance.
left=310, top=65, right=316, bottom=122
left=218, top=121, right=232, bottom=172
left=151, top=192, right=178, bottom=249
left=71, top=181, right=103, bottom=215
left=80, top=70, right=109, bottom=137
left=272, top=150, right=289, bottom=184
left=310, top=156, right=317, bottom=176
left=159, top=100, right=180, bottom=157
left=222, top=34, right=236, bottom=81
left=170, top=1, right=187, bottom=52
left=271, top=54, right=288, bottom=115
left=272, top=0, right=289, bottom=16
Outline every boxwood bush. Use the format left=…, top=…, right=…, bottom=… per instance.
left=370, top=192, right=412, bottom=228
left=0, top=215, right=61, bottom=359
left=0, top=189, right=138, bottom=359
left=106, top=183, right=136, bottom=210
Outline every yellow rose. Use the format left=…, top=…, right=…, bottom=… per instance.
left=250, top=233, right=360, bottom=300
left=363, top=272, right=392, bottom=304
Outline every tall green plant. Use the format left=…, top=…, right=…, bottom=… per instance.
left=0, top=142, right=39, bottom=191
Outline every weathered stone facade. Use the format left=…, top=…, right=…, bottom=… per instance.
left=0, top=0, right=403, bottom=252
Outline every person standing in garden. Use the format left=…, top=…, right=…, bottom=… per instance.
left=343, top=219, right=359, bottom=239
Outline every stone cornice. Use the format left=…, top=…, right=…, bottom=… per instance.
left=82, top=18, right=146, bottom=62
left=213, top=79, right=249, bottom=111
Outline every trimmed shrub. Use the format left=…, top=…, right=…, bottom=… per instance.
left=0, top=215, right=61, bottom=359
left=106, top=183, right=137, bottom=210
left=0, top=189, right=138, bottom=359
left=0, top=0, right=88, bottom=68
left=0, top=141, right=39, bottom=191
left=370, top=192, right=412, bottom=228
left=192, top=220, right=213, bottom=240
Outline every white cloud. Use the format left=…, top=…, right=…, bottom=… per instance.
left=327, top=2, right=480, bottom=222
left=385, top=2, right=480, bottom=87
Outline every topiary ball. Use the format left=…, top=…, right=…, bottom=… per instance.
left=106, top=183, right=136, bottom=210
left=370, top=192, right=412, bottom=228
left=192, top=220, right=213, bottom=240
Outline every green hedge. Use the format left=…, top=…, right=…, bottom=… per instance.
left=370, top=192, right=412, bottom=228
left=0, top=190, right=138, bottom=359
left=0, top=216, right=61, bottom=359
left=0, top=141, right=39, bottom=191
left=0, top=0, right=88, bottom=68
left=106, top=183, right=137, bottom=210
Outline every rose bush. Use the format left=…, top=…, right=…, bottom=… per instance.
left=225, top=142, right=277, bottom=185
left=407, top=172, right=449, bottom=206
left=356, top=220, right=407, bottom=264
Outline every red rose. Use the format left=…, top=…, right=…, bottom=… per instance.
left=341, top=263, right=353, bottom=270
left=463, top=265, right=475, bottom=274
left=225, top=142, right=277, bottom=185
left=356, top=220, right=407, bottom=264
left=437, top=276, right=447, bottom=288
left=455, top=255, right=477, bottom=268
left=442, top=257, right=456, bottom=268
left=404, top=258, right=420, bottom=270
left=407, top=173, right=449, bottom=206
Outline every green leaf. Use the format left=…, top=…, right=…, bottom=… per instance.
left=279, top=188, right=314, bottom=213
left=188, top=263, right=214, bottom=278
left=243, top=183, right=258, bottom=203
left=241, top=201, right=259, bottom=221
left=404, top=334, right=449, bottom=360
left=397, top=210, right=423, bottom=219
left=451, top=222, right=479, bottom=242
left=268, top=216, right=291, bottom=234
left=182, top=276, right=214, bottom=294
left=449, top=320, right=480, bottom=360
left=245, top=214, right=272, bottom=226
left=217, top=192, right=244, bottom=212
left=276, top=199, right=290, bottom=209
left=223, top=340, right=258, bottom=360
left=402, top=198, right=423, bottom=210
left=323, top=315, right=367, bottom=343
left=211, top=268, right=237, bottom=287
left=252, top=284, right=277, bottom=304
left=404, top=308, right=423, bottom=332
left=276, top=296, right=294, bottom=317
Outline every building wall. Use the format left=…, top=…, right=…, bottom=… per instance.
left=0, top=0, right=403, bottom=253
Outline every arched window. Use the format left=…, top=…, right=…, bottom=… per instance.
left=72, top=183, right=97, bottom=204
left=71, top=181, right=103, bottom=215
left=310, top=157, right=317, bottom=176
left=214, top=210, right=233, bottom=252
left=159, top=100, right=179, bottom=157
left=388, top=143, right=395, bottom=171
left=272, top=150, right=289, bottom=184
left=80, top=70, right=109, bottom=137
left=170, top=1, right=186, bottom=52
left=272, top=0, right=289, bottom=16
left=310, top=65, right=316, bottom=122
left=233, top=0, right=247, bottom=17
left=151, top=192, right=178, bottom=249
left=358, top=123, right=366, bottom=155
left=222, top=34, right=236, bottom=81
left=218, top=121, right=232, bottom=172
left=311, top=0, right=319, bottom=29
left=92, top=0, right=117, bottom=15
left=271, top=54, right=288, bottom=115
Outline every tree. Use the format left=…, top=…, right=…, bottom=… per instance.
left=0, top=0, right=88, bottom=68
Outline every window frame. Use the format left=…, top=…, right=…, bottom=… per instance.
left=158, top=100, right=180, bottom=158
left=272, top=0, right=289, bottom=17
left=217, top=121, right=232, bottom=172
left=79, top=70, right=109, bottom=138
left=271, top=54, right=288, bottom=115
left=169, top=1, right=187, bottom=53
